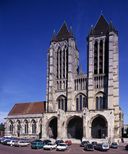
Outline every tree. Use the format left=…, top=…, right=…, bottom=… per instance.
left=0, top=123, right=4, bottom=131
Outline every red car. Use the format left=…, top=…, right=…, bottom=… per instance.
left=65, top=140, right=72, bottom=146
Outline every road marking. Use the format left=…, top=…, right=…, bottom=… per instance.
left=82, top=149, right=85, bottom=153
left=68, top=148, right=71, bottom=152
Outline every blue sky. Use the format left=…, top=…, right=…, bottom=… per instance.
left=0, top=0, right=128, bottom=123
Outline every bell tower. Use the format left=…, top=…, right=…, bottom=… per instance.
left=87, top=15, right=119, bottom=111
left=46, top=22, right=79, bottom=112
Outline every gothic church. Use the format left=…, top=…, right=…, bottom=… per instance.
left=5, top=15, right=123, bottom=142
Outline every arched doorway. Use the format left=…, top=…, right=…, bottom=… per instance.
left=47, top=117, right=57, bottom=139
left=91, top=115, right=107, bottom=138
left=67, top=116, right=83, bottom=139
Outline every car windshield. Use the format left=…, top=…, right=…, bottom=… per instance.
left=59, top=144, right=66, bottom=146
left=47, top=143, right=52, bottom=145
left=87, top=144, right=93, bottom=148
left=112, top=143, right=117, bottom=145
left=103, top=144, right=109, bottom=147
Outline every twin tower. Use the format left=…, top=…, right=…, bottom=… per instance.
left=43, top=15, right=122, bottom=141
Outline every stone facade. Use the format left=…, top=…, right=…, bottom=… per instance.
left=5, top=114, right=42, bottom=138
left=44, top=16, right=123, bottom=142
left=5, top=15, right=123, bottom=142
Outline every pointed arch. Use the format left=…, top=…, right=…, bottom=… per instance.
left=31, top=119, right=36, bottom=134
left=67, top=116, right=83, bottom=139
left=24, top=119, right=28, bottom=134
left=57, top=95, right=67, bottom=111
left=95, top=91, right=107, bottom=110
left=47, top=116, right=57, bottom=139
left=94, top=41, right=98, bottom=74
left=91, top=115, right=108, bottom=138
left=75, top=93, right=87, bottom=111
left=9, top=120, right=13, bottom=134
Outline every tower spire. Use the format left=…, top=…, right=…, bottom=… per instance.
left=51, top=29, right=57, bottom=42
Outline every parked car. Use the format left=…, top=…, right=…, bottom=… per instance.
left=6, top=139, right=18, bottom=146
left=0, top=137, right=3, bottom=143
left=110, top=142, right=118, bottom=149
left=65, top=140, right=72, bottom=146
left=95, top=143, right=109, bottom=151
left=31, top=140, right=44, bottom=149
left=13, top=140, right=30, bottom=147
left=43, top=139, right=51, bottom=145
left=3, top=139, right=11, bottom=145
left=56, top=143, right=68, bottom=151
left=31, top=139, right=43, bottom=143
left=80, top=141, right=89, bottom=147
left=43, top=142, right=57, bottom=150
left=84, top=143, right=94, bottom=151
left=1, top=137, right=11, bottom=144
left=125, top=144, right=128, bottom=150
left=92, top=141, right=97, bottom=148
left=55, top=139, right=64, bottom=145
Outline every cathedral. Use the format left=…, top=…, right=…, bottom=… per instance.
left=5, top=15, right=123, bottom=142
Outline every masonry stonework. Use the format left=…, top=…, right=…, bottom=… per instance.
left=5, top=15, right=123, bottom=143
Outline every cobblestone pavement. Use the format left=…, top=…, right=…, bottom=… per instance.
left=0, top=144, right=128, bottom=154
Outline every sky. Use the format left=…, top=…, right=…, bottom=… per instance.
left=0, top=0, right=128, bottom=124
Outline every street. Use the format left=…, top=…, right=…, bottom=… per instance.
left=0, top=144, right=128, bottom=154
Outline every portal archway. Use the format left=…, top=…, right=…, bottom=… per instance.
left=67, top=116, right=83, bottom=139
left=91, top=115, right=107, bottom=138
left=47, top=117, right=57, bottom=139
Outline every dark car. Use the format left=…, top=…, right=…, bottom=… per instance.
left=95, top=143, right=109, bottom=151
left=2, top=139, right=11, bottom=145
left=80, top=141, right=89, bottom=147
left=43, top=139, right=51, bottom=145
left=55, top=139, right=64, bottom=145
left=31, top=140, right=44, bottom=149
left=92, top=141, right=97, bottom=148
left=31, top=139, right=43, bottom=143
left=84, top=143, right=94, bottom=151
left=125, top=144, right=128, bottom=150
left=111, top=142, right=118, bottom=149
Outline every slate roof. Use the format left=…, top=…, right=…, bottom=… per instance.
left=89, top=15, right=118, bottom=36
left=51, top=22, right=73, bottom=42
left=8, top=101, right=46, bottom=116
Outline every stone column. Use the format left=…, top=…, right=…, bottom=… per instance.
left=42, top=114, right=48, bottom=139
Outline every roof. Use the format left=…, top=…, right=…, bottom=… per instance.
left=8, top=101, right=46, bottom=116
left=51, top=22, right=73, bottom=42
left=89, top=15, right=118, bottom=36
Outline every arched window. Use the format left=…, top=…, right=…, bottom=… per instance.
left=9, top=120, right=13, bottom=133
left=32, top=120, right=36, bottom=134
left=99, top=40, right=103, bottom=74
left=24, top=120, right=28, bottom=134
left=76, top=94, right=87, bottom=111
left=96, top=92, right=107, bottom=110
left=57, top=95, right=67, bottom=111
left=94, top=41, right=98, bottom=74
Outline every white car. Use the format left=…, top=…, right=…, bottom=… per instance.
left=56, top=143, right=68, bottom=151
left=14, top=140, right=30, bottom=147
left=7, top=140, right=18, bottom=146
left=43, top=143, right=57, bottom=150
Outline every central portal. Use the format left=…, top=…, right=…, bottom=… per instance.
left=91, top=115, right=107, bottom=138
left=67, top=116, right=83, bottom=139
